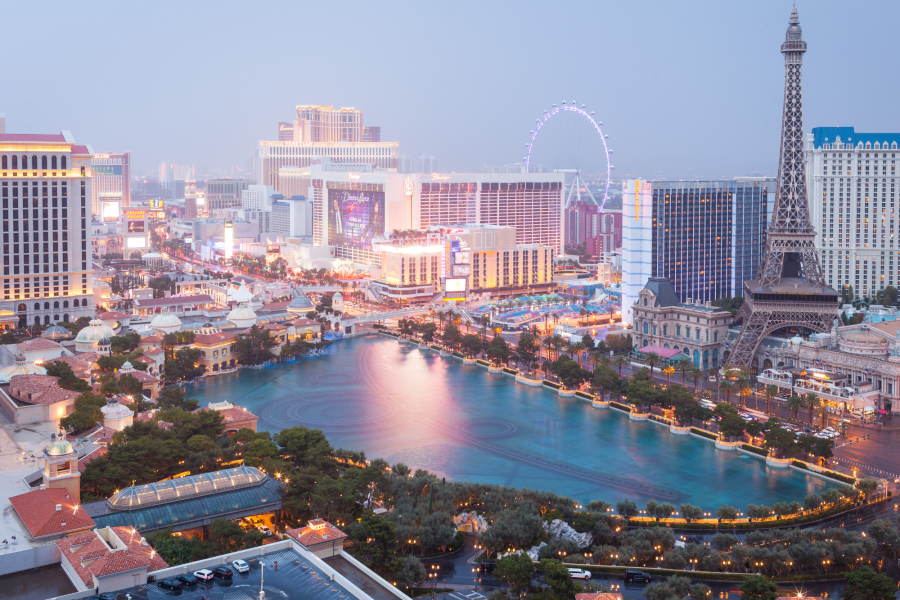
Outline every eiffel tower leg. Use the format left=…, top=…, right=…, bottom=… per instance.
left=729, top=309, right=770, bottom=368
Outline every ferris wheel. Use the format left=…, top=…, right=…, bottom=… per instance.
left=524, top=101, right=613, bottom=209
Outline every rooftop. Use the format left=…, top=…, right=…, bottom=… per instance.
left=56, top=526, right=168, bottom=588
left=0, top=133, right=68, bottom=143
left=17, top=338, right=64, bottom=353
left=134, top=294, right=215, bottom=307
left=9, top=488, right=95, bottom=539
left=811, top=126, right=900, bottom=150
left=286, top=519, right=348, bottom=547
left=106, top=465, right=267, bottom=510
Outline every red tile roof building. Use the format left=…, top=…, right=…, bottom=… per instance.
left=17, top=338, right=65, bottom=353
left=285, top=519, right=347, bottom=558
left=78, top=446, right=108, bottom=472
left=194, top=400, right=258, bottom=435
left=56, top=526, right=169, bottom=592
left=9, top=488, right=95, bottom=540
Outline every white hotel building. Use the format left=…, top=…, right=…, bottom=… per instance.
left=808, top=127, right=900, bottom=300
left=0, top=132, right=95, bottom=327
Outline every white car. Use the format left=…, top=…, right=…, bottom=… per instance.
left=232, top=560, right=250, bottom=573
left=568, top=568, right=591, bottom=580
left=194, top=569, right=214, bottom=581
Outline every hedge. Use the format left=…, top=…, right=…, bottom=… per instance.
left=476, top=359, right=489, bottom=366
left=502, top=367, right=518, bottom=375
left=742, top=444, right=767, bottom=457
left=410, top=338, right=421, bottom=344
left=452, top=352, right=464, bottom=358
left=430, top=345, right=442, bottom=351
left=543, top=380, right=562, bottom=389
left=571, top=564, right=844, bottom=583
left=791, top=460, right=856, bottom=485
left=691, top=428, right=717, bottom=440
left=610, top=401, right=630, bottom=412
left=575, top=391, right=594, bottom=400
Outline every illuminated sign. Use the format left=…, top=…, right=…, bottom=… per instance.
left=280, top=142, right=314, bottom=147
left=147, top=210, right=166, bottom=220
left=126, top=237, right=146, bottom=249
left=443, top=277, right=468, bottom=301
left=404, top=176, right=414, bottom=197
left=347, top=173, right=362, bottom=181
left=279, top=124, right=294, bottom=131
left=127, top=221, right=145, bottom=233
left=98, top=191, right=122, bottom=198
left=452, top=264, right=471, bottom=276
left=102, top=201, right=119, bottom=222
left=123, top=210, right=147, bottom=220
left=327, top=189, right=385, bottom=250
left=634, top=180, right=641, bottom=221
left=150, top=198, right=164, bottom=209
left=431, top=173, right=450, bottom=181
left=93, top=154, right=110, bottom=159
left=224, top=222, right=234, bottom=261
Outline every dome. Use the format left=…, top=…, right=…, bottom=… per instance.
left=150, top=309, right=182, bottom=334
left=841, top=326, right=887, bottom=345
left=287, top=292, right=313, bottom=314
left=42, top=325, right=71, bottom=340
left=107, top=465, right=267, bottom=510
left=119, top=360, right=135, bottom=373
left=227, top=303, right=258, bottom=328
left=0, top=354, right=47, bottom=383
left=790, top=335, right=804, bottom=346
left=101, top=399, right=134, bottom=421
left=75, top=319, right=117, bottom=352
left=47, top=438, right=74, bottom=456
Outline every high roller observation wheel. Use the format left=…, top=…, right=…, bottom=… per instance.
left=524, top=101, right=613, bottom=209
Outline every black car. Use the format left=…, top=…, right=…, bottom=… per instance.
left=177, top=573, right=198, bottom=585
left=213, top=566, right=234, bottom=579
left=624, top=570, right=652, bottom=583
left=478, top=562, right=497, bottom=573
left=158, top=578, right=184, bottom=590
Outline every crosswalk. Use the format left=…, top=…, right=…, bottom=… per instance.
left=449, top=591, right=486, bottom=600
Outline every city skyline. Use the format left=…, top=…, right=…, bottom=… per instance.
left=2, top=1, right=900, bottom=179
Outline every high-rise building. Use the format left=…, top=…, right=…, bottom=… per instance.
left=207, top=179, right=251, bottom=215
left=258, top=140, right=399, bottom=188
left=0, top=131, right=95, bottom=326
left=293, top=105, right=363, bottom=142
left=621, top=178, right=773, bottom=324
left=363, top=126, right=381, bottom=142
left=564, top=202, right=622, bottom=252
left=399, top=155, right=412, bottom=174
left=728, top=7, right=839, bottom=368
left=90, top=151, right=131, bottom=220
left=418, top=154, right=438, bottom=173
left=807, top=127, right=900, bottom=299
left=278, top=122, right=294, bottom=142
left=308, top=171, right=565, bottom=268
left=0, top=114, right=5, bottom=134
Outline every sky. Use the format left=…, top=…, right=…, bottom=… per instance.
left=2, top=0, right=899, bottom=181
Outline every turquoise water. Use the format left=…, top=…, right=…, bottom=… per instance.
left=184, top=336, right=833, bottom=508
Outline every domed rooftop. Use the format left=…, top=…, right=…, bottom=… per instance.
left=227, top=303, right=257, bottom=328
left=228, top=281, right=254, bottom=303
left=150, top=309, right=182, bottom=333
left=841, top=326, right=887, bottom=345
left=287, top=292, right=314, bottom=313
left=75, top=320, right=116, bottom=343
left=101, top=399, right=134, bottom=421
left=42, top=325, right=71, bottom=340
left=119, top=361, right=135, bottom=374
left=47, top=438, right=74, bottom=456
left=107, top=465, right=267, bottom=510
left=790, top=335, right=804, bottom=346
left=0, top=354, right=47, bottom=383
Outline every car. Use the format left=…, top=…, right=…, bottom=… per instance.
left=803, top=426, right=813, bottom=433
left=158, top=578, right=183, bottom=590
left=568, top=568, right=591, bottom=580
left=214, top=566, right=234, bottom=579
left=814, top=432, right=829, bottom=439
left=478, top=562, right=497, bottom=573
left=177, top=573, right=198, bottom=585
left=194, top=569, right=214, bottom=582
left=98, top=595, right=119, bottom=600
left=232, top=559, right=250, bottom=574
left=624, top=570, right=652, bottom=583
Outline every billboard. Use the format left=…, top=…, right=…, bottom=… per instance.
left=327, top=189, right=385, bottom=249
left=150, top=198, right=164, bottom=208
left=102, top=201, right=120, bottom=222
left=443, top=277, right=468, bottom=301
left=127, top=221, right=145, bottom=233
left=126, top=237, right=146, bottom=249
left=452, top=264, right=471, bottom=277
left=92, top=165, right=122, bottom=176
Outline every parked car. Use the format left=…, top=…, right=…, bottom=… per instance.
left=194, top=569, right=214, bottom=582
left=568, top=568, right=592, bottom=580
left=232, top=559, right=250, bottom=573
left=158, top=578, right=183, bottom=590
left=177, top=573, right=198, bottom=585
left=214, top=566, right=234, bottom=579
left=803, top=426, right=813, bottom=433
left=478, top=562, right=497, bottom=573
left=624, top=570, right=652, bottom=583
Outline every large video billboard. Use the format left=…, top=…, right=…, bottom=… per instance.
left=327, top=189, right=385, bottom=249
left=102, top=201, right=120, bottom=222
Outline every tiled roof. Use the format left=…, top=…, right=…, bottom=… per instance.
left=83, top=424, right=117, bottom=445
left=133, top=356, right=156, bottom=364
left=134, top=411, right=172, bottom=431
left=0, top=133, right=67, bottom=143
left=293, top=318, right=319, bottom=327
left=143, top=348, right=164, bottom=355
left=194, top=332, right=236, bottom=345
left=134, top=294, right=215, bottom=307
left=285, top=519, right=347, bottom=547
left=97, top=311, right=129, bottom=319
left=8, top=374, right=81, bottom=405
left=10, top=488, right=95, bottom=539
left=56, top=526, right=168, bottom=587
left=76, top=352, right=102, bottom=364
left=261, top=301, right=291, bottom=310
left=71, top=145, right=91, bottom=155
left=261, top=323, right=287, bottom=331
left=17, top=338, right=63, bottom=352
left=44, top=355, right=93, bottom=374
left=140, top=335, right=163, bottom=343
left=114, top=370, right=158, bottom=383
left=78, top=446, right=108, bottom=472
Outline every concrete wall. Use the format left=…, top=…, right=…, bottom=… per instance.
left=0, top=543, right=62, bottom=577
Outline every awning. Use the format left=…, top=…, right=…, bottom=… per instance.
left=878, top=409, right=888, bottom=415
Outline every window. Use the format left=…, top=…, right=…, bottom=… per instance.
left=61, top=156, right=66, bottom=169
left=41, top=156, right=47, bottom=170
left=1, top=156, right=5, bottom=169
left=642, top=322, right=648, bottom=334
left=51, top=156, right=57, bottom=169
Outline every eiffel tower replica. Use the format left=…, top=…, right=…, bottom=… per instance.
left=728, top=7, right=839, bottom=368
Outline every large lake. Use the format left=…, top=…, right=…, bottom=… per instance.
left=184, top=335, right=833, bottom=508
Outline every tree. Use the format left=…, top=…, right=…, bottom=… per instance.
left=461, top=334, right=484, bottom=358
left=764, top=385, right=778, bottom=415
left=612, top=354, right=629, bottom=376
left=235, top=325, right=277, bottom=365
left=494, top=553, right=536, bottom=599
left=477, top=506, right=544, bottom=555
left=186, top=434, right=219, bottom=453
left=736, top=373, right=751, bottom=408
left=44, top=361, right=91, bottom=392
left=515, top=333, right=539, bottom=371
left=109, top=332, right=141, bottom=354
left=716, top=505, right=738, bottom=522
left=739, top=575, right=778, bottom=600
left=537, top=558, right=581, bottom=600
left=787, top=394, right=803, bottom=421
left=680, top=504, right=703, bottom=523
left=118, top=374, right=144, bottom=397
left=486, top=335, right=511, bottom=366
left=60, top=392, right=107, bottom=434
left=591, top=365, right=621, bottom=402
left=842, top=565, right=895, bottom=600
left=719, top=380, right=734, bottom=404
left=882, top=285, right=898, bottom=306
left=550, top=356, right=589, bottom=389
left=805, top=393, right=821, bottom=425
left=643, top=352, right=662, bottom=379
left=417, top=512, right=457, bottom=555
left=856, top=478, right=879, bottom=501
left=158, top=387, right=199, bottom=412
left=163, top=347, right=204, bottom=383
left=616, top=499, right=638, bottom=519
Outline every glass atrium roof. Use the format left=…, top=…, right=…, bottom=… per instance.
left=107, top=465, right=266, bottom=510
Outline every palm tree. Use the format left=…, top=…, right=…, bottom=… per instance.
left=542, top=336, right=555, bottom=361
left=429, top=308, right=436, bottom=325
left=818, top=402, right=830, bottom=429
left=643, top=352, right=662, bottom=379
left=437, top=312, right=447, bottom=331
left=764, top=384, right=778, bottom=415
left=736, top=374, right=752, bottom=408
left=663, top=366, right=675, bottom=387
left=589, top=351, right=608, bottom=372
left=787, top=394, right=803, bottom=421
left=677, top=356, right=692, bottom=385
left=805, top=393, right=821, bottom=425
left=689, top=367, right=704, bottom=395
left=479, top=314, right=491, bottom=341
left=612, top=354, right=629, bottom=377
left=719, top=380, right=734, bottom=405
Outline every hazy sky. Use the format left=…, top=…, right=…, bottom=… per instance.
left=3, top=1, right=899, bottom=180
